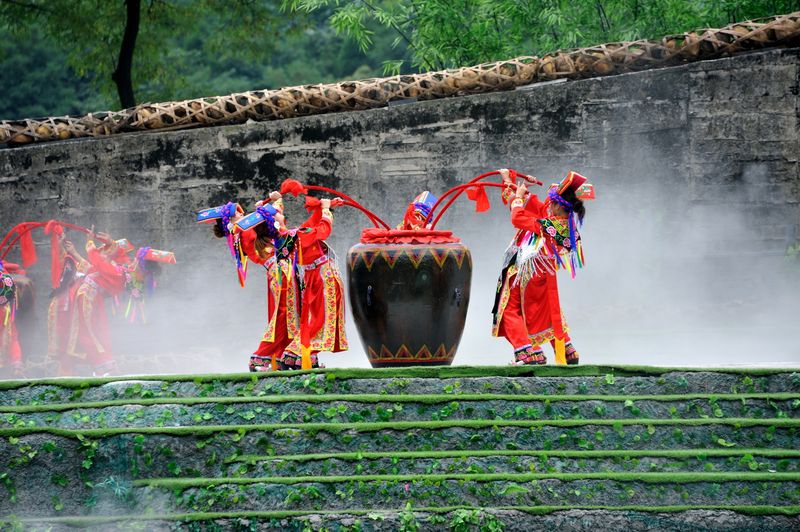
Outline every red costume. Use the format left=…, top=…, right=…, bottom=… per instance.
left=0, top=262, right=21, bottom=374
left=493, top=172, right=591, bottom=365
left=239, top=219, right=301, bottom=372
left=62, top=245, right=126, bottom=375
left=47, top=254, right=87, bottom=374
left=282, top=203, right=348, bottom=368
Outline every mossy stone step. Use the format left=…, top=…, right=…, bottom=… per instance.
left=3, top=419, right=798, bottom=458
left=3, top=367, right=799, bottom=527
left=2, top=421, right=798, bottom=493
left=8, top=507, right=800, bottom=532
left=223, top=451, right=800, bottom=479
left=3, top=394, right=798, bottom=430
left=1, top=366, right=798, bottom=407
left=7, top=473, right=800, bottom=517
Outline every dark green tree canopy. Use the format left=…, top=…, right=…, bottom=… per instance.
left=1, top=0, right=797, bottom=119
left=283, top=0, right=800, bottom=73
left=0, top=0, right=299, bottom=109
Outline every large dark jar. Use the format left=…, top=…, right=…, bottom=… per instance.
left=347, top=229, right=471, bottom=367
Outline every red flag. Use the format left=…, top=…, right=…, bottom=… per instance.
left=466, top=185, right=490, bottom=212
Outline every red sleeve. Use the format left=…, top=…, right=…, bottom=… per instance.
left=88, top=248, right=123, bottom=279
left=313, top=217, right=332, bottom=241
left=87, top=248, right=126, bottom=294
left=239, top=229, right=266, bottom=264
left=299, top=214, right=332, bottom=248
left=510, top=195, right=547, bottom=234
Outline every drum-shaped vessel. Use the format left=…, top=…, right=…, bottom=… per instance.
left=347, top=230, right=471, bottom=367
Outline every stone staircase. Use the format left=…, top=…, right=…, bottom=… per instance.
left=1, top=366, right=799, bottom=531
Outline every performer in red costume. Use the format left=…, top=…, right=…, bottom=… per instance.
left=47, top=234, right=90, bottom=374
left=61, top=232, right=127, bottom=376
left=200, top=199, right=299, bottom=372
left=397, top=191, right=437, bottom=230
left=236, top=193, right=303, bottom=372
left=0, top=260, right=22, bottom=376
left=492, top=169, right=592, bottom=365
left=279, top=191, right=348, bottom=369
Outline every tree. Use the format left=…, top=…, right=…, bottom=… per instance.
left=282, top=0, right=800, bottom=73
left=0, top=0, right=303, bottom=109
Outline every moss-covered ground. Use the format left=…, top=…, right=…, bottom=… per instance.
left=1, top=365, right=799, bottom=530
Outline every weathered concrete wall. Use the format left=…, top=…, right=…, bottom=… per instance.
left=1, top=47, right=798, bottom=373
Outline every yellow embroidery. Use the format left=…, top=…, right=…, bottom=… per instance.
left=286, top=261, right=347, bottom=354
left=528, top=318, right=570, bottom=347
left=261, top=261, right=299, bottom=343
left=0, top=306, right=11, bottom=365
left=491, top=265, right=517, bottom=337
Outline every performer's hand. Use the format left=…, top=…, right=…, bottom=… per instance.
left=520, top=174, right=542, bottom=186
left=330, top=198, right=345, bottom=208
left=320, top=198, right=332, bottom=210
left=96, top=232, right=112, bottom=245
left=516, top=183, right=528, bottom=198
left=254, top=200, right=264, bottom=208
left=269, top=191, right=281, bottom=202
left=498, top=168, right=512, bottom=184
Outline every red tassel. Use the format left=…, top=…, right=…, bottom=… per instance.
left=19, top=228, right=37, bottom=268
left=466, top=186, right=491, bottom=212
left=280, top=178, right=308, bottom=197
left=44, top=221, right=64, bottom=288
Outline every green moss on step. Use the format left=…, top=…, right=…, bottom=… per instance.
left=132, top=471, right=800, bottom=488
left=1, top=417, right=799, bottom=438
left=2, top=392, right=797, bottom=414
left=227, top=448, right=800, bottom=464
left=6, top=505, right=800, bottom=526
left=1, top=365, right=798, bottom=391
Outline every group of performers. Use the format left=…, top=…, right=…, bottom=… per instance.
left=201, top=169, right=593, bottom=371
left=0, top=222, right=174, bottom=377
left=2, top=169, right=592, bottom=377
left=199, top=180, right=348, bottom=371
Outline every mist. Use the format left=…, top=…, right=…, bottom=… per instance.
left=2, top=146, right=799, bottom=377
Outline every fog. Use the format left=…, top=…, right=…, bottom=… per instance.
left=4, top=157, right=800, bottom=378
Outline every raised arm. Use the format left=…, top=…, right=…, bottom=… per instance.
left=509, top=183, right=546, bottom=234
left=86, top=244, right=123, bottom=280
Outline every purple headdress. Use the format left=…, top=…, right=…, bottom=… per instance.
left=255, top=205, right=281, bottom=240
left=548, top=187, right=579, bottom=243
left=135, top=246, right=157, bottom=297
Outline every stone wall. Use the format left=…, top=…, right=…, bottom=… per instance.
left=1, top=47, right=798, bottom=373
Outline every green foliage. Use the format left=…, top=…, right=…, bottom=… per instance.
left=0, top=0, right=410, bottom=117
left=0, top=0, right=294, bottom=109
left=284, top=0, right=800, bottom=73
left=442, top=508, right=508, bottom=531
left=399, top=502, right=420, bottom=532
